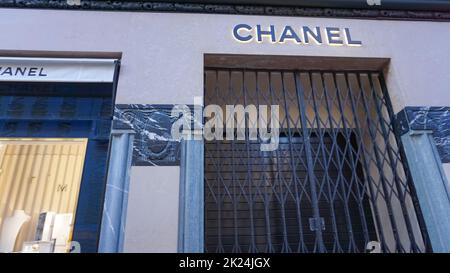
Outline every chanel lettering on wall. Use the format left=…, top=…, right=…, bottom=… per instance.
left=233, top=24, right=362, bottom=46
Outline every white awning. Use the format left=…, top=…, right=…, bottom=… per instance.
left=0, top=57, right=118, bottom=83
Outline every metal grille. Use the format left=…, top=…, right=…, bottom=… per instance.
left=204, top=69, right=429, bottom=253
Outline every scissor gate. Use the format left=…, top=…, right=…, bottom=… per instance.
left=204, top=69, right=429, bottom=253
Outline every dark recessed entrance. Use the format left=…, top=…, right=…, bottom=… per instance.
left=203, top=64, right=429, bottom=253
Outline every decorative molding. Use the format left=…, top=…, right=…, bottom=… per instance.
left=1, top=1, right=450, bottom=21
left=396, top=107, right=450, bottom=163
left=114, top=104, right=188, bottom=166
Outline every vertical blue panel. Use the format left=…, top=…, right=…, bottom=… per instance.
left=72, top=140, right=110, bottom=253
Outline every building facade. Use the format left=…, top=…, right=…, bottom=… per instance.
left=0, top=0, right=449, bottom=253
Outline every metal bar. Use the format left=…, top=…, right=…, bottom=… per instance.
left=327, top=71, right=373, bottom=251
left=293, top=72, right=325, bottom=253
left=377, top=73, right=432, bottom=252
left=315, top=72, right=357, bottom=252
left=308, top=72, right=346, bottom=252
left=254, top=71, right=274, bottom=253
left=318, top=72, right=354, bottom=252
left=267, top=72, right=294, bottom=252
left=214, top=70, right=224, bottom=252
left=228, top=71, right=242, bottom=253
left=335, top=77, right=370, bottom=252
left=280, top=72, right=310, bottom=253
left=242, top=70, right=258, bottom=252
left=350, top=72, right=403, bottom=252
left=333, top=72, right=388, bottom=252
left=365, top=73, right=420, bottom=252
left=340, top=71, right=388, bottom=252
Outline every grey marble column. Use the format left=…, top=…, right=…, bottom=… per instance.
left=178, top=138, right=204, bottom=253
left=98, top=129, right=135, bottom=253
left=401, top=130, right=450, bottom=252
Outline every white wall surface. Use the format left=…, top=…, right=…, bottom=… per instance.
left=123, top=166, right=180, bottom=253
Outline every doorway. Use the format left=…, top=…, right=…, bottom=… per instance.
left=203, top=65, right=428, bottom=253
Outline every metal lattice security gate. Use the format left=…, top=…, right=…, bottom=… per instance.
left=204, top=69, right=430, bottom=253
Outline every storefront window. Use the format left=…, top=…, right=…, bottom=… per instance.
left=0, top=138, right=87, bottom=253
left=0, top=57, right=118, bottom=253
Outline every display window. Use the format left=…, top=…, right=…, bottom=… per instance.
left=0, top=57, right=118, bottom=253
left=0, top=138, right=87, bottom=253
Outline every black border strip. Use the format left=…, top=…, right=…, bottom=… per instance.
left=1, top=1, right=450, bottom=22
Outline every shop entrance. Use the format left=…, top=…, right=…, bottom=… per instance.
left=204, top=63, right=429, bottom=253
